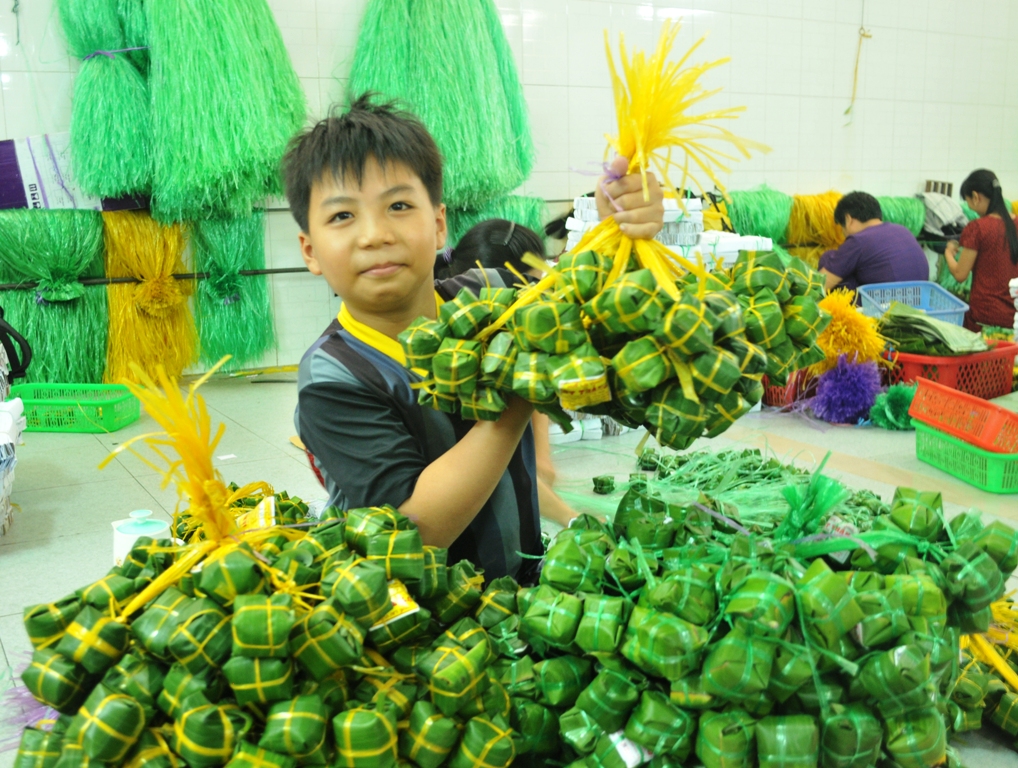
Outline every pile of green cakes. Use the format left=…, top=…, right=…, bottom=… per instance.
left=12, top=468, right=1018, bottom=768
left=400, top=250, right=830, bottom=449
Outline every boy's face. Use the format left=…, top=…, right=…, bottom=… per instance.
left=299, top=157, right=446, bottom=317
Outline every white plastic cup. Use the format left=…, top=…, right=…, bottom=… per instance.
left=112, top=510, right=170, bottom=566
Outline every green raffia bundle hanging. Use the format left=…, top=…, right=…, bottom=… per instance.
left=148, top=0, right=306, bottom=221
left=877, top=197, right=926, bottom=237
left=57, top=0, right=152, bottom=198
left=447, top=196, right=547, bottom=249
left=191, top=213, right=276, bottom=370
left=0, top=210, right=108, bottom=383
left=726, top=186, right=793, bottom=243
left=349, top=0, right=535, bottom=210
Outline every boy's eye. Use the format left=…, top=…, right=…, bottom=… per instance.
left=330, top=211, right=353, bottom=222
left=391, top=201, right=413, bottom=212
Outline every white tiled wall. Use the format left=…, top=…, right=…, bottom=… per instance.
left=3, top=0, right=1018, bottom=367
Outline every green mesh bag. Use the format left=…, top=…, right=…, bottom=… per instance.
left=541, top=536, right=605, bottom=594
left=624, top=690, right=695, bottom=759
left=559, top=250, right=612, bottom=302
left=695, top=710, right=756, bottom=768
left=513, top=301, right=587, bottom=355
left=22, top=649, right=95, bottom=714
left=439, top=288, right=492, bottom=339
left=55, top=606, right=130, bottom=675
left=533, top=656, right=593, bottom=709
left=231, top=593, right=294, bottom=658
left=520, top=584, right=582, bottom=649
left=640, top=565, right=716, bottom=626
left=691, top=347, right=742, bottom=399
left=325, top=557, right=393, bottom=627
left=611, top=336, right=673, bottom=395
left=258, top=694, right=329, bottom=759
left=782, top=297, right=830, bottom=345
left=620, top=606, right=708, bottom=681
left=24, top=596, right=83, bottom=651
left=345, top=506, right=408, bottom=554
left=704, top=391, right=752, bottom=438
left=883, top=708, right=946, bottom=768
left=509, top=697, right=558, bottom=756
left=703, top=291, right=746, bottom=343
left=130, top=588, right=193, bottom=659
left=480, top=333, right=518, bottom=392
left=725, top=572, right=795, bottom=636
left=512, top=351, right=557, bottom=404
left=731, top=250, right=791, bottom=301
left=739, top=289, right=787, bottom=349
left=68, top=684, right=145, bottom=762
left=433, top=338, right=482, bottom=396
left=852, top=589, right=909, bottom=649
left=819, top=704, right=882, bottom=768
left=398, top=318, right=449, bottom=371
left=198, top=543, right=265, bottom=607
left=475, top=576, right=518, bottom=629
left=418, top=636, right=492, bottom=717
left=575, top=665, right=646, bottom=733
left=583, top=269, right=672, bottom=334
left=290, top=601, right=366, bottom=681
left=560, top=707, right=605, bottom=756
left=644, top=382, right=707, bottom=450
left=430, top=560, right=486, bottom=624
left=156, top=663, right=223, bottom=718
left=222, top=656, right=295, bottom=705
left=448, top=715, right=516, bottom=768
left=755, top=715, right=818, bottom=768
left=101, top=653, right=164, bottom=721
left=173, top=696, right=253, bottom=768
left=941, top=541, right=1004, bottom=611
left=701, top=627, right=775, bottom=704
left=165, top=598, right=232, bottom=674
left=332, top=705, right=399, bottom=768
left=797, top=559, right=865, bottom=650
left=399, top=700, right=460, bottom=768
left=575, top=595, right=631, bottom=655
left=654, top=292, right=717, bottom=357
left=858, top=645, right=933, bottom=717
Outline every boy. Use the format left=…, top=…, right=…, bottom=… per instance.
left=283, top=95, right=664, bottom=581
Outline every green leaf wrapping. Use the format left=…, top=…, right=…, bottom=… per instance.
left=475, top=577, right=519, bottom=629
left=368, top=606, right=433, bottom=653
left=766, top=642, right=815, bottom=704
left=440, top=288, right=492, bottom=339
left=513, top=301, right=588, bottom=354
left=695, top=710, right=756, bottom=768
left=492, top=655, right=535, bottom=699
left=166, top=599, right=232, bottom=674
left=781, top=297, right=830, bottom=344
left=487, top=615, right=527, bottom=658
left=575, top=595, right=631, bottom=655
left=590, top=730, right=654, bottom=768
left=559, top=251, right=612, bottom=302
left=548, top=342, right=611, bottom=410
left=399, top=700, right=460, bottom=768
left=882, top=708, right=946, bottom=768
left=575, top=666, right=646, bottom=733
left=796, top=559, right=865, bottom=650
left=654, top=292, right=717, bottom=357
left=509, top=698, right=559, bottom=756
left=157, top=664, right=223, bottom=718
left=198, top=544, right=265, bottom=608
left=519, top=585, right=583, bottom=650
left=541, top=537, right=605, bottom=594
left=533, top=656, right=593, bottom=708
left=24, top=596, right=83, bottom=651
left=641, top=566, right=716, bottom=626
left=290, top=602, right=366, bottom=681
left=560, top=707, right=605, bottom=756
left=55, top=606, right=130, bottom=675
left=785, top=257, right=821, bottom=298
left=644, top=383, right=707, bottom=450
left=889, top=488, right=944, bottom=541
left=669, top=676, right=715, bottom=710
left=480, top=333, right=518, bottom=392
left=459, top=387, right=508, bottom=421
left=123, top=729, right=187, bottom=768
left=101, top=653, right=165, bottom=721
left=14, top=728, right=64, bottom=768
left=583, top=269, right=671, bottom=335
left=331, top=705, right=399, bottom=768
left=691, top=347, right=742, bottom=399
left=222, top=656, right=295, bottom=705
left=512, top=351, right=557, bottom=404
left=433, top=338, right=482, bottom=396
left=398, top=318, right=449, bottom=371
left=325, top=558, right=393, bottom=627
left=724, top=337, right=768, bottom=376
left=754, top=715, right=818, bottom=768
left=623, top=690, right=694, bottom=759
left=458, top=671, right=510, bottom=720
left=852, top=590, right=909, bottom=649
left=819, top=704, right=882, bottom=768
left=231, top=593, right=294, bottom=658
left=620, top=606, right=708, bottom=681
left=703, top=291, right=746, bottom=343
left=763, top=338, right=798, bottom=387
left=365, top=529, right=425, bottom=582
left=725, top=572, right=795, bottom=636
left=225, top=742, right=295, bottom=768
left=701, top=628, right=774, bottom=704
left=990, top=692, right=1018, bottom=736
left=430, top=561, right=485, bottom=624
left=974, top=520, right=1018, bottom=572
left=731, top=251, right=792, bottom=301
left=858, top=645, right=933, bottom=717
left=258, top=695, right=329, bottom=758
left=173, top=696, right=253, bottom=768
left=941, top=541, right=1004, bottom=611
left=479, top=287, right=516, bottom=319
left=78, top=574, right=144, bottom=613
left=739, top=289, right=787, bottom=349
left=345, top=506, right=408, bottom=554
left=611, top=337, right=672, bottom=395
left=131, top=588, right=193, bottom=659
left=704, top=391, right=753, bottom=438
left=448, top=716, right=516, bottom=768
left=412, top=546, right=449, bottom=600
left=418, top=636, right=492, bottom=717
left=67, top=684, right=145, bottom=763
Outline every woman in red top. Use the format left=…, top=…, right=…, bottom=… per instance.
left=945, top=169, right=1018, bottom=331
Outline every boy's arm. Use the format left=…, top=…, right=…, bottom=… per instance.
left=398, top=396, right=534, bottom=547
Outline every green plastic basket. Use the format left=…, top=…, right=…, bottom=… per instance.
left=913, top=419, right=1018, bottom=494
left=9, top=384, right=140, bottom=433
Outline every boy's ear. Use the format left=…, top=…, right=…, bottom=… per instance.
left=298, top=231, right=323, bottom=276
left=434, top=203, right=448, bottom=251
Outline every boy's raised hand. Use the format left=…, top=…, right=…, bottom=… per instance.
left=595, top=155, right=666, bottom=240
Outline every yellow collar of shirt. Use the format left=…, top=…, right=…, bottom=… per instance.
left=337, top=292, right=445, bottom=367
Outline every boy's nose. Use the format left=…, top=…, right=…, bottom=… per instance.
left=358, top=214, right=395, bottom=248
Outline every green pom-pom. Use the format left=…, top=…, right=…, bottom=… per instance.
left=870, top=384, right=916, bottom=430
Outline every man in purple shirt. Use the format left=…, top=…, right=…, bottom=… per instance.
left=819, top=191, right=931, bottom=293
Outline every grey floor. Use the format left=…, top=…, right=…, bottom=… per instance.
left=1, top=375, right=1017, bottom=766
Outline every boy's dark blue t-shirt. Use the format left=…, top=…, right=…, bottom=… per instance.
left=295, top=268, right=542, bottom=583
left=818, top=222, right=930, bottom=291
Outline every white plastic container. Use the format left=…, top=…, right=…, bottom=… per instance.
left=112, top=509, right=170, bottom=566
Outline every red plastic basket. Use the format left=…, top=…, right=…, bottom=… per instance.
left=908, top=378, right=1018, bottom=453
left=762, top=369, right=817, bottom=407
left=885, top=341, right=1018, bottom=401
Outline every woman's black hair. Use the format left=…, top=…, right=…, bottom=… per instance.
left=436, top=218, right=546, bottom=279
left=961, top=169, right=1018, bottom=265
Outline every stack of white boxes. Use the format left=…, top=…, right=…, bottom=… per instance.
left=698, top=231, right=774, bottom=268
left=565, top=197, right=705, bottom=252
left=0, top=345, right=24, bottom=539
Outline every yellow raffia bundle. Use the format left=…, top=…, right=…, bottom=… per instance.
left=103, top=211, right=197, bottom=384
left=786, top=191, right=845, bottom=267
left=808, top=289, right=887, bottom=375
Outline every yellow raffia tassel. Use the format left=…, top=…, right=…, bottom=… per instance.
left=103, top=211, right=197, bottom=384
left=808, top=289, right=887, bottom=375
left=787, top=192, right=845, bottom=258
left=786, top=245, right=827, bottom=269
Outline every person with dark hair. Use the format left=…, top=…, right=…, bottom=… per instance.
left=282, top=94, right=664, bottom=581
left=435, top=218, right=546, bottom=281
left=945, top=169, right=1018, bottom=331
left=818, top=191, right=930, bottom=293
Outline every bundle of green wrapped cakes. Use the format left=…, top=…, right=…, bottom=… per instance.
left=399, top=250, right=830, bottom=448
left=13, top=468, right=1018, bottom=768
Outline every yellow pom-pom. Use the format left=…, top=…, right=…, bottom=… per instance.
left=809, top=289, right=887, bottom=375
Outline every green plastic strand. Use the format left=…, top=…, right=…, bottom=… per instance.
left=191, top=212, right=276, bottom=371
left=727, top=186, right=793, bottom=242
left=57, top=0, right=152, bottom=198
left=117, top=0, right=150, bottom=74
left=877, top=197, right=925, bottom=236
left=348, top=0, right=535, bottom=210
left=447, top=195, right=546, bottom=249
left=0, top=210, right=108, bottom=383
left=148, top=0, right=306, bottom=221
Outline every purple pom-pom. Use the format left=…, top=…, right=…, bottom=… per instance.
left=811, top=355, right=883, bottom=424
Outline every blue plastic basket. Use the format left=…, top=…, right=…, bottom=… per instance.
left=857, top=281, right=969, bottom=325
